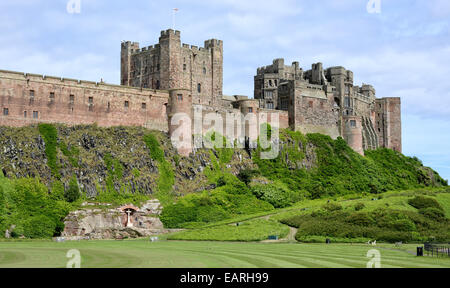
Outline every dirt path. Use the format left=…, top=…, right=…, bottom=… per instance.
left=286, top=227, right=298, bottom=241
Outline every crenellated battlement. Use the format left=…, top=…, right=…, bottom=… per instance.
left=0, top=69, right=169, bottom=96
left=160, top=29, right=181, bottom=37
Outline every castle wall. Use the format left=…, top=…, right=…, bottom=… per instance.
left=375, top=97, right=402, bottom=152
left=285, top=82, right=340, bottom=139
left=0, top=70, right=169, bottom=131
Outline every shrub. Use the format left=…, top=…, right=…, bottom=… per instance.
left=408, top=196, right=443, bottom=211
left=322, top=202, right=342, bottom=212
left=419, top=207, right=446, bottom=221
left=237, top=169, right=256, bottom=186
left=251, top=182, right=302, bottom=208
left=345, top=212, right=375, bottom=226
left=64, top=176, right=80, bottom=203
left=283, top=206, right=448, bottom=243
left=354, top=202, right=365, bottom=211
left=23, top=215, right=57, bottom=238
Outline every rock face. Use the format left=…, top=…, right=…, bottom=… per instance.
left=62, top=200, right=172, bottom=239
left=0, top=125, right=258, bottom=198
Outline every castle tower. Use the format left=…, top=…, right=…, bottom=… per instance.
left=158, top=29, right=182, bottom=90
left=343, top=115, right=364, bottom=155
left=167, top=88, right=193, bottom=157
left=204, top=39, right=223, bottom=106
left=121, top=41, right=140, bottom=86
left=121, top=29, right=223, bottom=107
left=375, top=97, right=402, bottom=152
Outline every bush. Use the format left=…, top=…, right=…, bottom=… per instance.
left=23, top=215, right=57, bottom=238
left=283, top=206, right=449, bottom=243
left=345, top=212, right=375, bottom=226
left=419, top=207, right=446, bottom=221
left=237, top=169, right=256, bottom=186
left=408, top=196, right=443, bottom=211
left=251, top=182, right=302, bottom=208
left=0, top=177, right=70, bottom=239
left=64, top=176, right=80, bottom=203
left=354, top=202, right=365, bottom=211
left=322, top=202, right=342, bottom=212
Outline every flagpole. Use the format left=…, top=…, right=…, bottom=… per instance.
left=172, top=8, right=179, bottom=30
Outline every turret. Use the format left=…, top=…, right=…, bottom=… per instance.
left=167, top=89, right=193, bottom=156
left=120, top=41, right=139, bottom=86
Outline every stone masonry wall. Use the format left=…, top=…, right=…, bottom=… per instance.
left=0, top=70, right=169, bottom=131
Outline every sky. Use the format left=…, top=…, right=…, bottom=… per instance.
left=0, top=0, right=449, bottom=181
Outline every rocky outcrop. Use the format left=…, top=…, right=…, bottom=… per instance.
left=0, top=125, right=258, bottom=198
left=61, top=200, right=176, bottom=239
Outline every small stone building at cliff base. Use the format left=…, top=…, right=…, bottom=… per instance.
left=0, top=29, right=401, bottom=156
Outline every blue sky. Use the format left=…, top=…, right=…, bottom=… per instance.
left=1, top=0, right=449, bottom=181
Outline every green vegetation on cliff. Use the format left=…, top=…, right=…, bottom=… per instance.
left=254, top=131, right=447, bottom=199
left=143, top=133, right=175, bottom=205
left=38, top=124, right=60, bottom=178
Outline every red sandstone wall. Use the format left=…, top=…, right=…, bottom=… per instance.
left=375, top=97, right=402, bottom=153
left=343, top=116, right=364, bottom=155
left=0, top=70, right=169, bottom=131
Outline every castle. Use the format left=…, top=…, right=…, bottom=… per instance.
left=0, top=29, right=401, bottom=156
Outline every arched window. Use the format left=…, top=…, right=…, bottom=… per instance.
left=197, top=83, right=201, bottom=93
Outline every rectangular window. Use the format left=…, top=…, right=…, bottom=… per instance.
left=69, top=94, right=75, bottom=104
left=30, top=90, right=35, bottom=97
left=344, top=97, right=351, bottom=107
left=3, top=108, right=8, bottom=116
left=142, top=103, right=146, bottom=110
left=183, top=64, right=187, bottom=71
left=50, top=92, right=55, bottom=101
left=124, top=101, right=129, bottom=108
left=264, top=90, right=273, bottom=99
left=177, top=94, right=183, bottom=102
left=33, top=111, right=38, bottom=119
left=248, top=107, right=253, bottom=113
left=267, top=102, right=274, bottom=109
left=88, top=97, right=93, bottom=111
left=24, top=111, right=27, bottom=118
left=350, top=120, right=356, bottom=128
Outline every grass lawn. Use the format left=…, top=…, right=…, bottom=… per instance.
left=0, top=240, right=449, bottom=268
